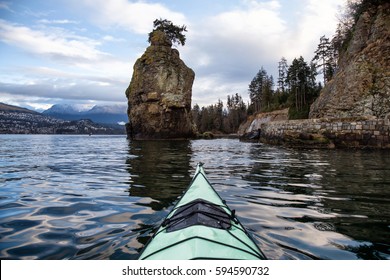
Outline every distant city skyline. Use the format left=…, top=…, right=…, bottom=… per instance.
left=0, top=0, right=342, bottom=111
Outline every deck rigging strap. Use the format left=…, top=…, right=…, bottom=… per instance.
left=162, top=199, right=235, bottom=232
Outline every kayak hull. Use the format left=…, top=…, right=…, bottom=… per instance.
left=138, top=163, right=266, bottom=260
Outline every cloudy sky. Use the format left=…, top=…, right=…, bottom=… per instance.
left=0, top=0, right=343, bottom=111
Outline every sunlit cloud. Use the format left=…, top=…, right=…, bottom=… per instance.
left=79, top=0, right=187, bottom=34
left=183, top=0, right=340, bottom=105
left=0, top=19, right=109, bottom=62
left=37, top=19, right=79, bottom=25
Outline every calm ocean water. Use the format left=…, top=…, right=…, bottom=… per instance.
left=0, top=135, right=389, bottom=259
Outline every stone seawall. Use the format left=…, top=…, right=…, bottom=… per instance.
left=259, top=117, right=390, bottom=149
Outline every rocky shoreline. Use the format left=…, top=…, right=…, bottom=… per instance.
left=240, top=116, right=390, bottom=149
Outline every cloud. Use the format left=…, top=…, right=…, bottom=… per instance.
left=38, top=19, right=79, bottom=25
left=289, top=0, right=341, bottom=58
left=0, top=19, right=109, bottom=63
left=191, top=75, right=249, bottom=107
left=182, top=0, right=287, bottom=105
left=188, top=0, right=286, bottom=73
left=0, top=77, right=127, bottom=103
left=182, top=0, right=340, bottom=106
left=0, top=92, right=60, bottom=111
left=0, top=91, right=123, bottom=112
left=102, top=35, right=125, bottom=42
left=0, top=18, right=132, bottom=106
left=79, top=0, right=187, bottom=34
left=0, top=64, right=129, bottom=111
left=0, top=2, right=12, bottom=11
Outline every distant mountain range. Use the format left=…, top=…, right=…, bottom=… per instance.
left=0, top=102, right=126, bottom=135
left=0, top=102, right=40, bottom=114
left=42, top=104, right=128, bottom=124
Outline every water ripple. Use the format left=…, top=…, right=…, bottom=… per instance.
left=0, top=135, right=389, bottom=259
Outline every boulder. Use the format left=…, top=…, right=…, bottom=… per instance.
left=125, top=30, right=196, bottom=139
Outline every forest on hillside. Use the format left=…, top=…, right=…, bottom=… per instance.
left=191, top=0, right=385, bottom=135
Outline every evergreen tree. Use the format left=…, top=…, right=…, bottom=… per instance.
left=192, top=94, right=248, bottom=134
left=287, top=57, right=308, bottom=113
left=192, top=103, right=201, bottom=131
left=263, top=75, right=274, bottom=110
left=248, top=67, right=273, bottom=113
left=312, top=35, right=337, bottom=84
left=226, top=93, right=247, bottom=133
left=277, top=57, right=288, bottom=92
left=199, top=106, right=211, bottom=132
left=213, top=99, right=224, bottom=132
left=286, top=56, right=319, bottom=119
left=249, top=68, right=265, bottom=112
left=148, top=18, right=187, bottom=46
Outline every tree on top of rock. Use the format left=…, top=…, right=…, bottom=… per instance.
left=148, top=18, right=187, bottom=46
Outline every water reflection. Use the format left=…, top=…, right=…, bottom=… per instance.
left=125, top=140, right=193, bottom=251
left=125, top=140, right=192, bottom=209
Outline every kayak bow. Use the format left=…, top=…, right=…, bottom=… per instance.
left=138, top=163, right=266, bottom=260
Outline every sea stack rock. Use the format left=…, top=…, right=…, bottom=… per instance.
left=309, top=3, right=390, bottom=119
left=125, top=30, right=196, bottom=139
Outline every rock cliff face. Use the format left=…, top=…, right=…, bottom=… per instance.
left=310, top=3, right=390, bottom=119
left=125, top=31, right=195, bottom=139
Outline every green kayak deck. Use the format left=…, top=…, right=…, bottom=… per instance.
left=138, top=163, right=266, bottom=260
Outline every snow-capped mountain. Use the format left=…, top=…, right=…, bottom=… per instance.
left=43, top=104, right=128, bottom=124
left=87, top=104, right=127, bottom=114
left=43, top=104, right=83, bottom=115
